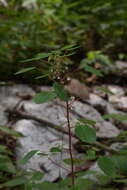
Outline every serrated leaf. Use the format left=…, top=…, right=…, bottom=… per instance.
left=19, top=150, right=38, bottom=165
left=75, top=125, right=96, bottom=144
left=78, top=118, right=96, bottom=125
left=15, top=67, right=36, bottom=75
left=103, top=114, right=127, bottom=121
left=97, top=87, right=114, bottom=95
left=33, top=91, right=56, bottom=104
left=53, top=82, right=69, bottom=101
left=98, top=156, right=116, bottom=177
left=3, top=176, right=27, bottom=187
left=0, top=126, right=24, bottom=137
left=84, top=65, right=103, bottom=76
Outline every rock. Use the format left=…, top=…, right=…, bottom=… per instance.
left=89, top=92, right=127, bottom=129
left=110, top=142, right=127, bottom=152
left=22, top=98, right=120, bottom=138
left=0, top=85, right=35, bottom=108
left=65, top=78, right=90, bottom=100
left=22, top=0, right=37, bottom=9
left=0, top=85, right=120, bottom=182
left=108, top=85, right=125, bottom=97
left=14, top=99, right=119, bottom=181
left=83, top=162, right=104, bottom=184
left=14, top=119, right=77, bottom=182
left=0, top=84, right=34, bottom=98
left=116, top=61, right=127, bottom=75
left=107, top=85, right=127, bottom=111
left=72, top=101, right=119, bottom=138
left=0, top=0, right=8, bottom=7
left=0, top=105, right=7, bottom=125
left=106, top=61, right=127, bottom=77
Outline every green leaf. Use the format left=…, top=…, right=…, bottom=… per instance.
left=35, top=73, right=49, bottom=79
left=19, top=150, right=38, bottom=165
left=84, top=65, right=103, bottom=77
left=50, top=146, right=62, bottom=153
left=86, top=149, right=96, bottom=160
left=103, top=114, right=127, bottom=121
left=24, top=183, right=33, bottom=190
left=78, top=118, right=96, bottom=125
left=66, top=46, right=80, bottom=51
left=15, top=67, right=36, bottom=75
left=96, top=54, right=112, bottom=65
left=0, top=145, right=12, bottom=155
left=3, top=176, right=27, bottom=187
left=37, top=152, right=49, bottom=156
left=98, top=156, right=117, bottom=177
left=64, top=52, right=76, bottom=56
left=33, top=91, right=56, bottom=104
left=63, top=158, right=84, bottom=165
left=114, top=179, right=127, bottom=184
left=80, top=59, right=91, bottom=68
left=53, top=82, right=69, bottom=101
left=73, top=178, right=94, bottom=190
left=87, top=51, right=101, bottom=60
left=97, top=87, right=114, bottom=95
left=21, top=53, right=51, bottom=62
left=31, top=171, right=44, bottom=181
left=96, top=174, right=111, bottom=185
left=61, top=44, right=76, bottom=51
left=36, top=181, right=58, bottom=190
left=36, top=53, right=52, bottom=59
left=118, top=145, right=127, bottom=155
left=0, top=155, right=16, bottom=174
left=112, top=155, right=127, bottom=174
left=75, top=125, right=96, bottom=144
left=0, top=126, right=24, bottom=137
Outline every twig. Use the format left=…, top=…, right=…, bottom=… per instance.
left=6, top=108, right=71, bottom=136
left=95, top=141, right=118, bottom=154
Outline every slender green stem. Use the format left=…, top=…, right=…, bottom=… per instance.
left=66, top=101, right=75, bottom=186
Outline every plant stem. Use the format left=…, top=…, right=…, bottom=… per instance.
left=66, top=101, right=75, bottom=186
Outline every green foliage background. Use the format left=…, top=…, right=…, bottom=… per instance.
left=0, top=0, right=127, bottom=82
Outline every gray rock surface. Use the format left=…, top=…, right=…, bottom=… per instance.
left=0, top=105, right=7, bottom=125
left=14, top=119, right=71, bottom=181
left=0, top=85, right=121, bottom=182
